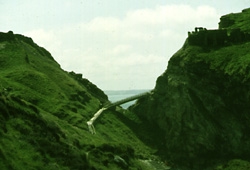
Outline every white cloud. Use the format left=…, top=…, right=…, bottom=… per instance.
left=22, top=4, right=220, bottom=90
left=24, top=29, right=54, bottom=45
left=107, top=44, right=131, bottom=55
left=85, top=17, right=121, bottom=32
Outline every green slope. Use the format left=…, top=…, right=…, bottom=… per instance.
left=219, top=7, right=250, bottom=32
left=0, top=31, right=157, bottom=170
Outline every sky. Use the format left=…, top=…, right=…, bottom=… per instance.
left=1, top=1, right=249, bottom=90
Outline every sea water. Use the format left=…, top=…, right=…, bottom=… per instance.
left=105, top=89, right=150, bottom=109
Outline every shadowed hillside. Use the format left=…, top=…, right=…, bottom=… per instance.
left=130, top=8, right=250, bottom=170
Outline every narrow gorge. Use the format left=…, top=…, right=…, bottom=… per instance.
left=1, top=7, right=250, bottom=170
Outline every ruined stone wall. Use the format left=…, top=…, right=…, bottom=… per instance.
left=188, top=28, right=227, bottom=46
left=0, top=31, right=15, bottom=42
left=188, top=27, right=250, bottom=47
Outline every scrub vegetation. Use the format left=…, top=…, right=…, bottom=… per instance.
left=0, top=32, right=159, bottom=170
left=1, top=7, right=250, bottom=170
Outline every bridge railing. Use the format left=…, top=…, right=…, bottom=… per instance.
left=86, top=90, right=152, bottom=134
left=104, top=90, right=152, bottom=109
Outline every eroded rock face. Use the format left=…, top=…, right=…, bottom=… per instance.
left=131, top=8, right=250, bottom=169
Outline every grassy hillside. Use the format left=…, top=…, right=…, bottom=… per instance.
left=0, top=31, right=158, bottom=170
left=219, top=7, right=250, bottom=33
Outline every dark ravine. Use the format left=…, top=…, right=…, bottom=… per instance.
left=130, top=7, right=250, bottom=170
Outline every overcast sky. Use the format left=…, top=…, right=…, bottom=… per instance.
left=1, top=1, right=249, bottom=90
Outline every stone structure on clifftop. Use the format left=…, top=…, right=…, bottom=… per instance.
left=188, top=27, right=250, bottom=46
left=131, top=7, right=250, bottom=170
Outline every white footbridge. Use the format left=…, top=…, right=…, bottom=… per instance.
left=87, top=90, right=152, bottom=134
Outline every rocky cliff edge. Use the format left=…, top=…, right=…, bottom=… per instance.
left=130, top=7, right=250, bottom=170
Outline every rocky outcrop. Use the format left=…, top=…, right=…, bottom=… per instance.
left=187, top=8, right=250, bottom=47
left=131, top=8, right=250, bottom=169
left=219, top=8, right=250, bottom=32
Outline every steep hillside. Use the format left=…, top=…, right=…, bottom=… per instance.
left=130, top=8, right=250, bottom=170
left=0, top=31, right=159, bottom=169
